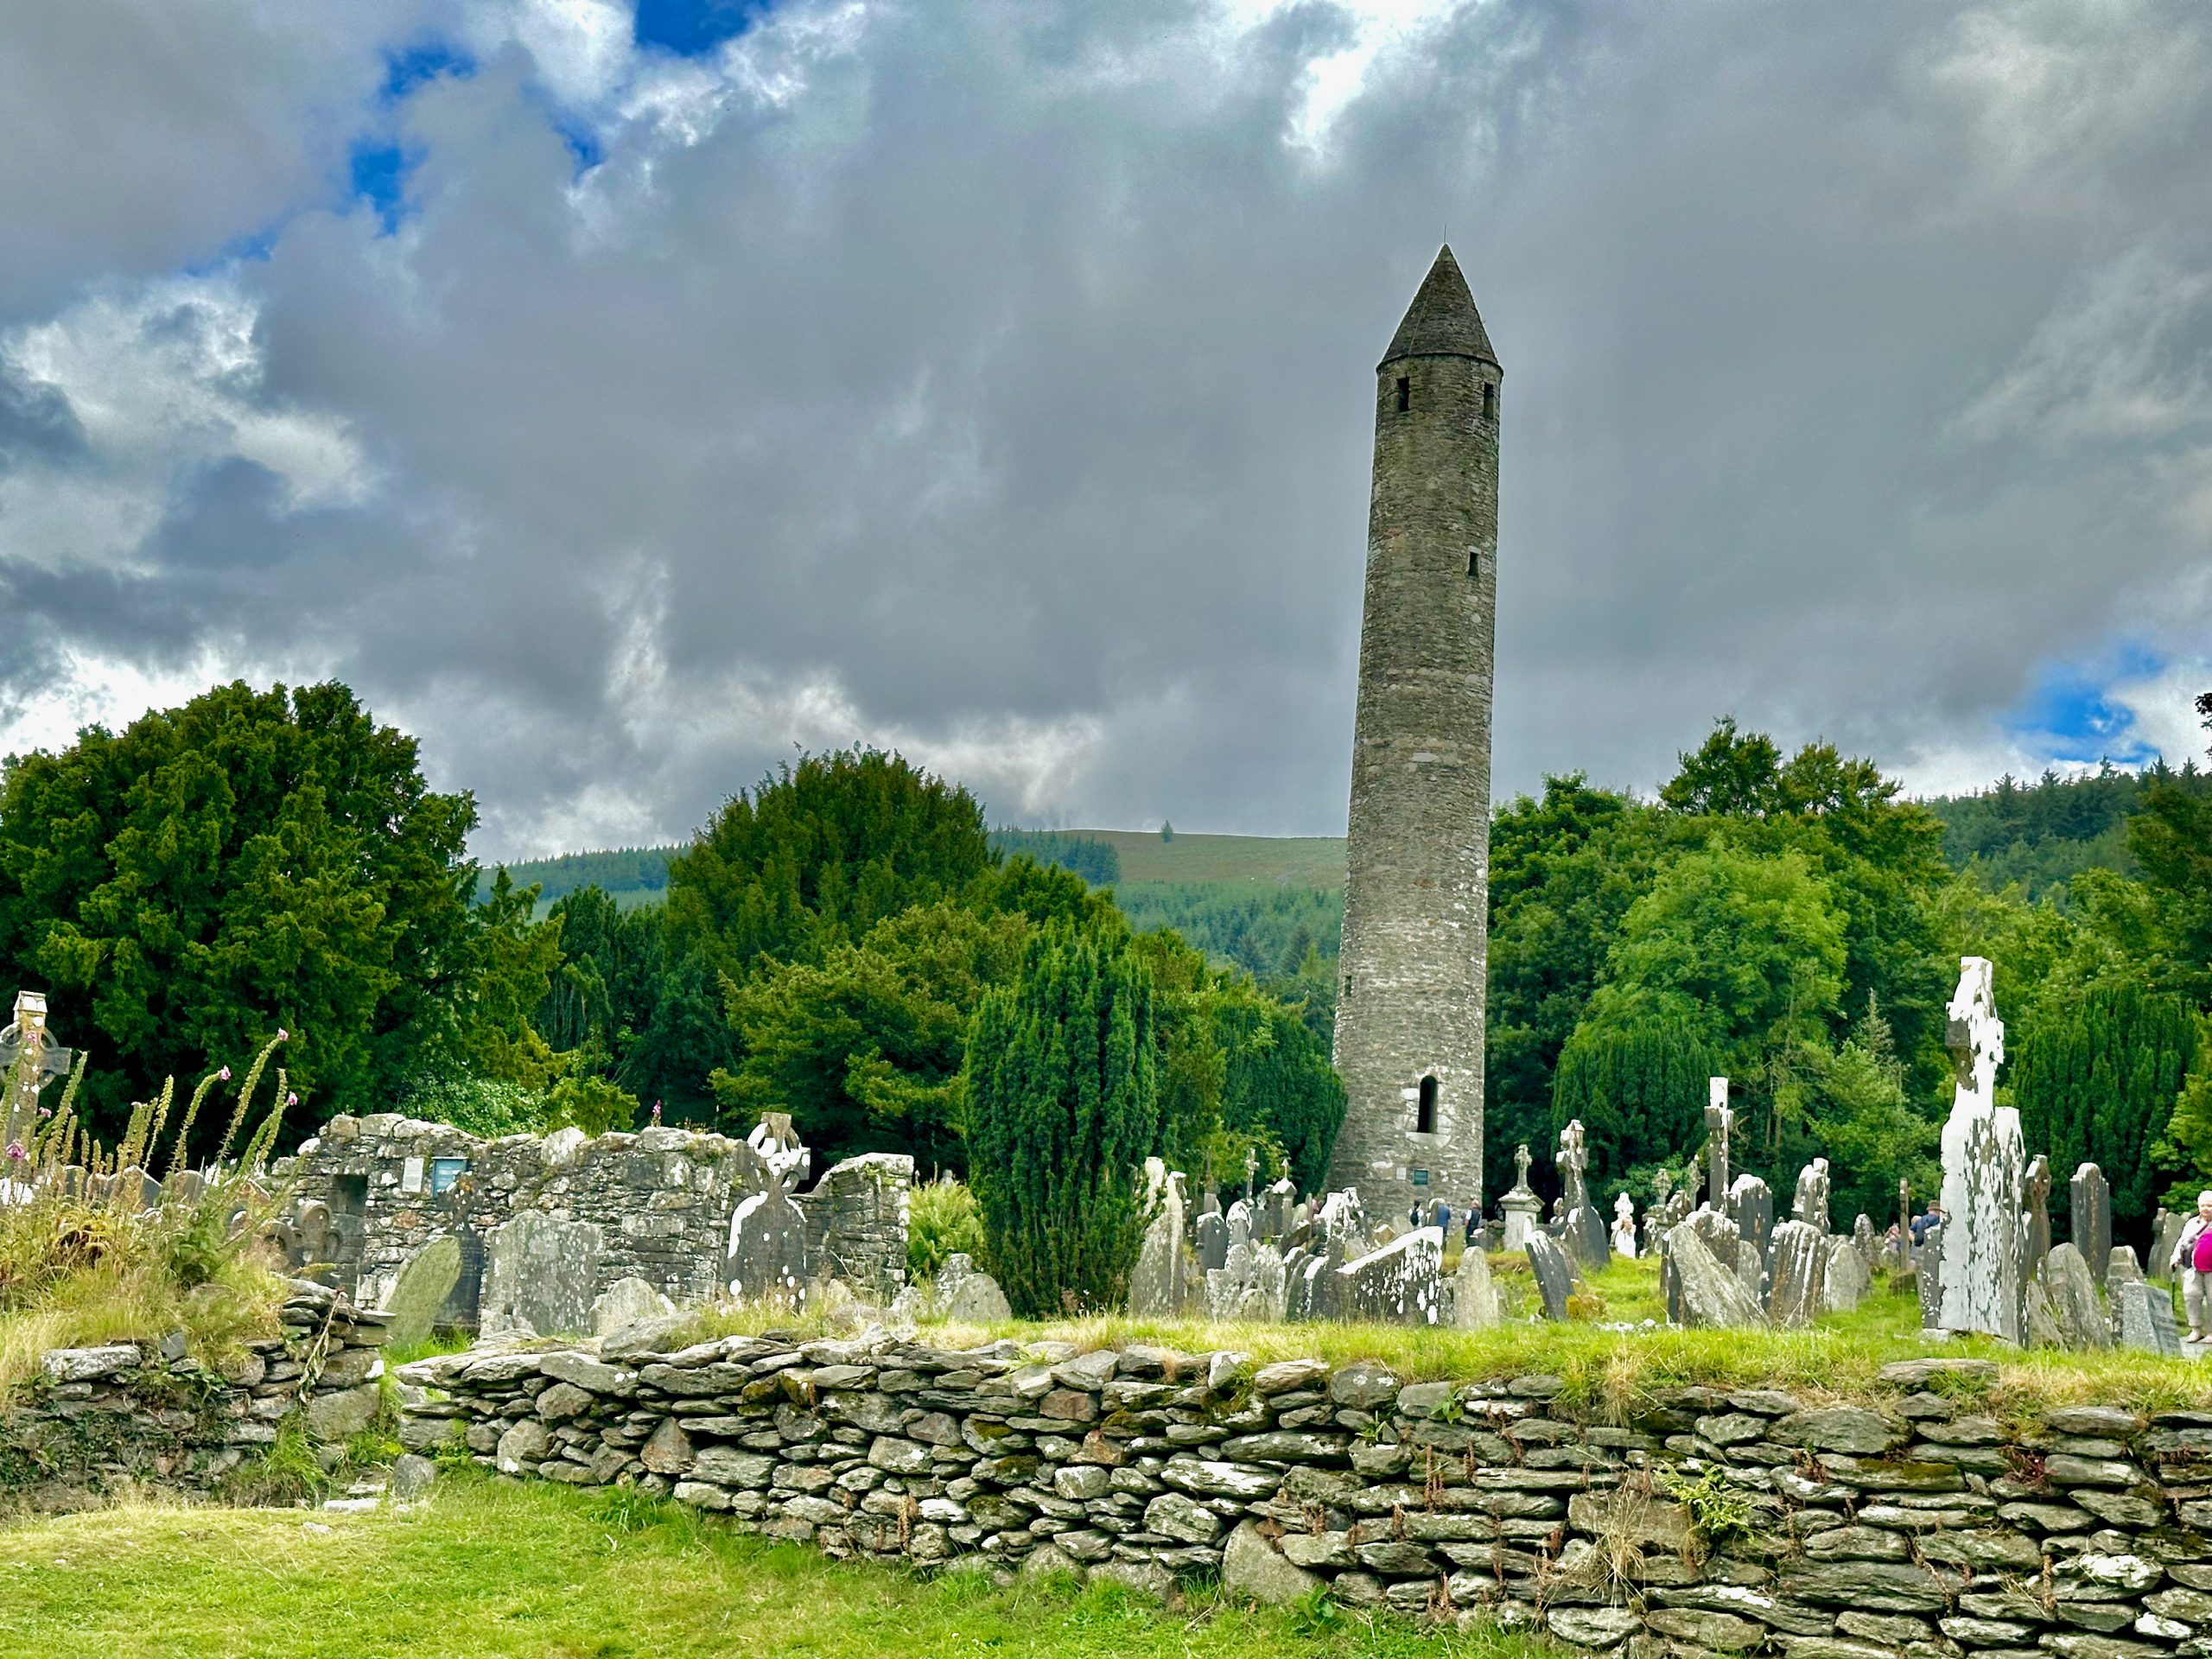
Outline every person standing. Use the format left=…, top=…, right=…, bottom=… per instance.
left=2171, top=1191, right=2212, bottom=1343
left=1464, top=1203, right=1482, bottom=1251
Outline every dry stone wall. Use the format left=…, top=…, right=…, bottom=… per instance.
left=1, top=1283, right=388, bottom=1511
left=404, top=1338, right=2212, bottom=1656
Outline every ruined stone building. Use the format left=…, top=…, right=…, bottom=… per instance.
left=1328, top=246, right=1500, bottom=1218
left=274, top=1113, right=912, bottom=1338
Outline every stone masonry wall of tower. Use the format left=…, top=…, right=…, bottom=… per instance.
left=1327, top=246, right=1498, bottom=1223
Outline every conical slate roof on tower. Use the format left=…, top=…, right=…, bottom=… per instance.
left=1380, top=245, right=1497, bottom=367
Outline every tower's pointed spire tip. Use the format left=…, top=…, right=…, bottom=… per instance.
left=1382, top=244, right=1497, bottom=367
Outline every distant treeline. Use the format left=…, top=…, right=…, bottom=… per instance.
left=480, top=845, right=679, bottom=907
left=1927, top=760, right=2212, bottom=899
left=988, top=829, right=1121, bottom=887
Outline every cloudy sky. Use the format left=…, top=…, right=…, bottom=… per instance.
left=1, top=0, right=2208, bottom=857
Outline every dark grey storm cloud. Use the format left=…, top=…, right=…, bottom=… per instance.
left=1, top=0, right=2209, bottom=856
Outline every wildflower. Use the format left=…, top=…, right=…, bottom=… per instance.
left=286, top=1092, right=298, bottom=1106
left=275, top=1028, right=289, bottom=1043
left=36, top=1106, right=49, bottom=1119
left=219, top=1066, right=232, bottom=1082
left=4, top=1142, right=23, bottom=1163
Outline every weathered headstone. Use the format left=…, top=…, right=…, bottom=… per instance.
left=1767, top=1219, right=1827, bottom=1328
left=1661, top=1221, right=1767, bottom=1328
left=2023, top=1281, right=2067, bottom=1349
left=1197, top=1207, right=1229, bottom=1274
left=481, top=1212, right=602, bottom=1339
left=2023, top=1154, right=2053, bottom=1284
left=1451, top=1243, right=1501, bottom=1329
left=1793, top=1157, right=1831, bottom=1236
left=1500, top=1142, right=1542, bottom=1251
left=2120, top=1279, right=2183, bottom=1357
left=1852, top=1213, right=1877, bottom=1270
left=1265, top=1177, right=1296, bottom=1242
left=1557, top=1119, right=1610, bottom=1270
left=1610, top=1192, right=1637, bottom=1259
left=1917, top=1220, right=1945, bottom=1330
left=592, top=1276, right=676, bottom=1335
left=1525, top=1232, right=1577, bottom=1322
left=1129, top=1171, right=1193, bottom=1316
left=382, top=1236, right=463, bottom=1351
left=933, top=1253, right=1014, bottom=1321
left=1936, top=957, right=2024, bottom=1341
left=1822, top=1235, right=1870, bottom=1313
left=2042, top=1243, right=2110, bottom=1350
left=1705, top=1079, right=1732, bottom=1210
left=1337, top=1226, right=1443, bottom=1324
left=2109, top=1244, right=2144, bottom=1298
left=2154, top=1211, right=2190, bottom=1281
left=1729, top=1173, right=1774, bottom=1296
left=2071, top=1164, right=2112, bottom=1289
left=1897, top=1176, right=1913, bottom=1266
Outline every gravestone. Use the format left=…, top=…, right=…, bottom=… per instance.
left=1233, top=1242, right=1288, bottom=1321
left=1897, top=1176, right=1914, bottom=1267
left=1557, top=1119, right=1610, bottom=1269
left=1525, top=1233, right=1577, bottom=1322
left=1611, top=1192, right=1637, bottom=1259
left=1729, top=1173, right=1774, bottom=1295
left=383, top=1236, right=464, bottom=1351
left=1917, top=1220, right=1945, bottom=1329
left=2023, top=1281, right=2067, bottom=1349
left=2154, top=1211, right=2190, bottom=1281
left=1936, top=957, right=2024, bottom=1341
left=1822, top=1235, right=1870, bottom=1313
left=1793, top=1158, right=1831, bottom=1236
left=726, top=1182, right=810, bottom=1308
left=2069, top=1163, right=2111, bottom=1288
left=1265, top=1177, right=1296, bottom=1242
left=592, top=1276, right=676, bottom=1334
left=2120, top=1279, right=2183, bottom=1357
left=2110, top=1244, right=2144, bottom=1299
left=1705, top=1080, right=1732, bottom=1210
left=1500, top=1143, right=1542, bottom=1251
left=1661, top=1221, right=1767, bottom=1328
left=1129, top=1170, right=1193, bottom=1316
left=1767, top=1219, right=1827, bottom=1328
left=1197, top=1204, right=1228, bottom=1274
left=933, top=1253, right=1014, bottom=1321
left=1337, top=1226, right=1443, bottom=1325
left=1853, top=1213, right=1877, bottom=1270
left=2023, top=1154, right=2053, bottom=1284
left=481, top=1212, right=601, bottom=1339
left=2043, top=1243, right=2110, bottom=1350
left=1451, top=1243, right=1501, bottom=1329
left=1670, top=1206, right=1741, bottom=1324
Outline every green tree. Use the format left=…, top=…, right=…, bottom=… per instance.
left=2130, top=691, right=2212, bottom=1006
left=1550, top=1012, right=1719, bottom=1186
left=1778, top=997, right=1937, bottom=1227
left=664, top=748, right=995, bottom=984
left=2015, top=976, right=2196, bottom=1229
left=715, top=901, right=1030, bottom=1171
left=0, top=680, right=530, bottom=1146
left=963, top=927, right=1160, bottom=1317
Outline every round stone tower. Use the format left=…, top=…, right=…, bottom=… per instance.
left=1327, top=245, right=1499, bottom=1222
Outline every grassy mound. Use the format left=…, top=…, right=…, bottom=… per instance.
left=0, top=1475, right=1543, bottom=1659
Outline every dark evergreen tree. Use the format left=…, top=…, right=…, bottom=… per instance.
left=1549, top=1013, right=1719, bottom=1185
left=2015, top=977, right=2196, bottom=1229
left=963, top=928, right=1159, bottom=1317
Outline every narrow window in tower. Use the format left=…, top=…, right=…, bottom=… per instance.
left=1395, top=377, right=1411, bottom=413
left=1416, top=1076, right=1439, bottom=1135
left=1482, top=383, right=1496, bottom=420
left=1468, top=550, right=1481, bottom=580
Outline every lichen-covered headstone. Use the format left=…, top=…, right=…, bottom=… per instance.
left=1936, top=957, right=2024, bottom=1341
left=1853, top=1213, right=1877, bottom=1270
left=1660, top=1221, right=1766, bottom=1328
left=1821, top=1235, right=1870, bottom=1313
left=726, top=1179, right=809, bottom=1307
left=1524, top=1232, right=1576, bottom=1322
left=1917, top=1220, right=1944, bottom=1330
left=592, top=1276, right=676, bottom=1335
left=2071, top=1163, right=2112, bottom=1289
left=1767, top=1220, right=1827, bottom=1327
left=2154, top=1211, right=2190, bottom=1282
left=1792, top=1158, right=1831, bottom=1235
left=1128, top=1171, right=1192, bottom=1317
left=2120, top=1279, right=2182, bottom=1356
left=932, top=1253, right=1013, bottom=1322
left=2023, top=1154, right=2053, bottom=1284
left=481, top=1213, right=602, bottom=1338
left=2043, top=1243, right=2110, bottom=1350
left=1730, top=1173, right=1774, bottom=1300
left=1337, top=1226, right=1442, bottom=1324
left=1500, top=1142, right=1541, bottom=1251
left=383, top=1236, right=463, bottom=1351
left=1451, top=1243, right=1500, bottom=1329
left=1705, top=1079, right=1732, bottom=1209
left=1556, top=1119, right=1609, bottom=1269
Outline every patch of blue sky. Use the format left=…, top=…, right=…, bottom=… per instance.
left=2005, top=643, right=2167, bottom=767
left=347, top=142, right=415, bottom=233
left=381, top=40, right=475, bottom=103
left=634, top=0, right=772, bottom=57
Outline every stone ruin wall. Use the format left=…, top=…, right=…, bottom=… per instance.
left=276, top=1114, right=911, bottom=1332
left=1, top=1282, right=387, bottom=1513
left=406, top=1334, right=2212, bottom=1658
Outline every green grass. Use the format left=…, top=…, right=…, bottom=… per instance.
left=0, top=1476, right=1541, bottom=1659
left=665, top=1253, right=2212, bottom=1418
left=1087, top=832, right=1346, bottom=886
